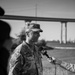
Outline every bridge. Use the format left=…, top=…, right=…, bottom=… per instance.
left=0, top=15, right=75, bottom=43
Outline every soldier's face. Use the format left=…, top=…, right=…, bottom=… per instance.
left=28, top=31, right=40, bottom=42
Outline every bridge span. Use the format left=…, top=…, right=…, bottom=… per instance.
left=0, top=15, right=75, bottom=43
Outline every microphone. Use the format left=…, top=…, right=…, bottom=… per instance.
left=42, top=50, right=50, bottom=58
left=42, top=50, right=56, bottom=63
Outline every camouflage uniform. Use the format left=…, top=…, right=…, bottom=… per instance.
left=8, top=41, right=43, bottom=75
left=60, top=61, right=75, bottom=72
left=53, top=58, right=75, bottom=73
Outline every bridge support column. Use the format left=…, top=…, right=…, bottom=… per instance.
left=65, top=22, right=67, bottom=44
left=60, top=22, right=67, bottom=44
left=60, top=22, right=63, bottom=43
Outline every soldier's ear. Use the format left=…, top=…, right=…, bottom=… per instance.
left=26, top=32, right=29, bottom=37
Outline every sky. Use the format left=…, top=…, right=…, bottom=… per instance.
left=0, top=0, right=75, bottom=41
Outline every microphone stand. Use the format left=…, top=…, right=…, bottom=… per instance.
left=42, top=50, right=57, bottom=75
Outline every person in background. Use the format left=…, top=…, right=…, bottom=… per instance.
left=8, top=23, right=44, bottom=75
left=0, top=20, right=11, bottom=75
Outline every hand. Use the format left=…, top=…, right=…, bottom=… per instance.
left=47, top=57, right=56, bottom=63
left=53, top=58, right=62, bottom=65
left=48, top=57, right=62, bottom=65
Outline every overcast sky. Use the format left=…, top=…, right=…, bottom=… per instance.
left=0, top=0, right=75, bottom=41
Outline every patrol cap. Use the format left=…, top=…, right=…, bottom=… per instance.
left=26, top=23, right=43, bottom=32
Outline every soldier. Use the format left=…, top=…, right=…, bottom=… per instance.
left=8, top=23, right=43, bottom=75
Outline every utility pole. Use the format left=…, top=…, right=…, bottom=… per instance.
left=35, top=0, right=38, bottom=23
left=35, top=2, right=37, bottom=17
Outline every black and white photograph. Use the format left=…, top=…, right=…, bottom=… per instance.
left=0, top=0, right=75, bottom=75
